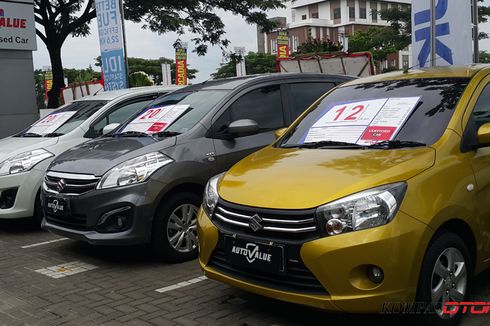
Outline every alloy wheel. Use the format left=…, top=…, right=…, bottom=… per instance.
left=430, top=247, right=467, bottom=318
left=166, top=203, right=199, bottom=253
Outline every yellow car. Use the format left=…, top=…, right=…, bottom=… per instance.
left=198, top=65, right=490, bottom=325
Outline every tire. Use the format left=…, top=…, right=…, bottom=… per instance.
left=151, top=192, right=201, bottom=263
left=33, top=191, right=44, bottom=228
left=416, top=232, right=473, bottom=326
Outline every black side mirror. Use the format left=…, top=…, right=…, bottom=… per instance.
left=227, top=119, right=259, bottom=138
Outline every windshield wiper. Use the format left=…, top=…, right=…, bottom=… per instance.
left=18, top=132, right=42, bottom=138
left=367, top=140, right=427, bottom=149
left=115, top=131, right=152, bottom=138
left=154, top=131, right=181, bottom=137
left=283, top=140, right=364, bottom=149
left=44, top=132, right=64, bottom=137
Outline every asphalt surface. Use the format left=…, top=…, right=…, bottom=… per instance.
left=0, top=218, right=488, bottom=326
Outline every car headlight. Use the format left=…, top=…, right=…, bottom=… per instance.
left=316, top=182, right=407, bottom=236
left=97, top=152, right=173, bottom=189
left=203, top=172, right=226, bottom=217
left=0, top=149, right=54, bottom=176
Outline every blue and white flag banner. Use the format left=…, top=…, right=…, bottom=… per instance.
left=412, top=0, right=473, bottom=68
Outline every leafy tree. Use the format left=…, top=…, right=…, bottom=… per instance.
left=64, top=66, right=101, bottom=84
left=129, top=71, right=154, bottom=87
left=212, top=52, right=277, bottom=79
left=35, top=0, right=285, bottom=108
left=95, top=56, right=198, bottom=84
left=295, top=38, right=343, bottom=55
left=34, top=70, right=47, bottom=111
left=479, top=51, right=490, bottom=63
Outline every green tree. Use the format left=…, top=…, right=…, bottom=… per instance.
left=295, top=38, right=343, bottom=55
left=212, top=52, right=277, bottom=79
left=34, top=70, right=47, bottom=111
left=129, top=71, right=154, bottom=87
left=35, top=0, right=285, bottom=108
left=479, top=50, right=490, bottom=63
left=64, top=66, right=101, bottom=84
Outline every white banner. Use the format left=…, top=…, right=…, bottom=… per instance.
left=412, top=0, right=472, bottom=68
left=0, top=0, right=37, bottom=51
left=95, top=0, right=127, bottom=90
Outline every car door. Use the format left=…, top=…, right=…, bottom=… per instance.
left=461, top=77, right=490, bottom=260
left=211, top=83, right=288, bottom=171
left=86, top=95, right=159, bottom=138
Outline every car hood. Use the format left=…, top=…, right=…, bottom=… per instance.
left=0, top=137, right=59, bottom=161
left=218, top=146, right=436, bottom=210
left=48, top=136, right=177, bottom=176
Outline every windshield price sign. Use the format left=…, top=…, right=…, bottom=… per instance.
left=305, top=97, right=420, bottom=145
left=26, top=111, right=77, bottom=135
left=122, top=105, right=189, bottom=134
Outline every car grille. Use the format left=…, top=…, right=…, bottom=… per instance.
left=44, top=171, right=100, bottom=196
left=212, top=201, right=320, bottom=241
left=209, top=240, right=328, bottom=295
left=45, top=214, right=87, bottom=230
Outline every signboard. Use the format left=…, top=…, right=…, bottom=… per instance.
left=95, top=0, right=127, bottom=90
left=277, top=31, right=290, bottom=60
left=304, top=97, right=420, bottom=145
left=412, top=0, right=472, bottom=67
left=234, top=46, right=246, bottom=77
left=44, top=70, right=53, bottom=102
left=175, top=47, right=188, bottom=86
left=0, top=0, right=37, bottom=51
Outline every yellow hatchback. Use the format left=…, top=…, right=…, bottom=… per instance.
left=198, top=65, right=490, bottom=325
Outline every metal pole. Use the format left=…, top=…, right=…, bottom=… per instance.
left=430, top=0, right=436, bottom=67
left=473, top=0, right=479, bottom=63
left=119, top=0, right=130, bottom=88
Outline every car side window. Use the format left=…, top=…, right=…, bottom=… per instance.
left=213, top=85, right=285, bottom=136
left=464, top=83, right=490, bottom=147
left=90, top=99, right=153, bottom=138
left=289, top=82, right=336, bottom=119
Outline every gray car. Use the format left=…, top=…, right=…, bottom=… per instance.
left=41, top=73, right=354, bottom=262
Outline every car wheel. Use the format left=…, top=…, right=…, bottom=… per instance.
left=151, top=192, right=201, bottom=263
left=417, top=232, right=472, bottom=326
left=33, top=191, right=44, bottom=227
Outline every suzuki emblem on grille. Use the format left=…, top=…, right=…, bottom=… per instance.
left=249, top=214, right=263, bottom=232
left=57, top=179, right=67, bottom=192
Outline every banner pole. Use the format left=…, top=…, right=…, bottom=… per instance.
left=430, top=0, right=436, bottom=67
left=473, top=0, right=479, bottom=63
left=119, top=0, right=130, bottom=88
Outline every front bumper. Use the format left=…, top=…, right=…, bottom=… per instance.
left=198, top=208, right=433, bottom=313
left=0, top=168, right=44, bottom=219
left=41, top=181, right=162, bottom=245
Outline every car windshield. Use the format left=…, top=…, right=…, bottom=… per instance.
left=115, top=90, right=229, bottom=136
left=18, top=100, right=107, bottom=137
left=279, top=78, right=469, bottom=149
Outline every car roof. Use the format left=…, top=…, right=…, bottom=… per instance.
left=74, top=85, right=184, bottom=102
left=175, top=73, right=355, bottom=92
left=341, top=64, right=490, bottom=87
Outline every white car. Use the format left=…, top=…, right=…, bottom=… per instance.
left=0, top=85, right=182, bottom=223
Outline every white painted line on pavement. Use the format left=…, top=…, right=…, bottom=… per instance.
left=155, top=275, right=208, bottom=293
left=35, top=261, right=97, bottom=279
left=21, top=237, right=69, bottom=249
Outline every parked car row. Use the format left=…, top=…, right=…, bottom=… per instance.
left=2, top=67, right=490, bottom=325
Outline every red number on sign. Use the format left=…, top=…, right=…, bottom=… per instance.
left=333, top=106, right=347, bottom=121
left=140, top=109, right=161, bottom=120
left=345, top=105, right=365, bottom=121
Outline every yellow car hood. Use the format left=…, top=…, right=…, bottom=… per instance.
left=218, top=146, right=435, bottom=210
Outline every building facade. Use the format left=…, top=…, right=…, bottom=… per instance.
left=260, top=0, right=412, bottom=71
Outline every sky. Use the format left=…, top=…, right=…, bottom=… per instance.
left=32, top=2, right=490, bottom=83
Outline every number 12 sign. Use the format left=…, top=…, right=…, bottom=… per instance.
left=312, top=99, right=388, bottom=128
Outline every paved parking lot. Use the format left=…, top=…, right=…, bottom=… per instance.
left=0, top=218, right=489, bottom=326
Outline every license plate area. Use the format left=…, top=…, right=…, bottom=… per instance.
left=224, top=235, right=285, bottom=274
left=45, top=195, right=71, bottom=217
